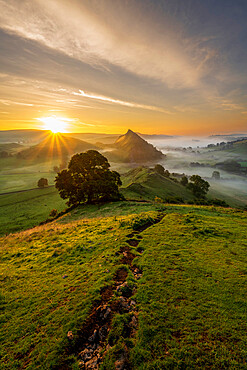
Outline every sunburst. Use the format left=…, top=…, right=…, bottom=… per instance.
left=37, top=116, right=68, bottom=133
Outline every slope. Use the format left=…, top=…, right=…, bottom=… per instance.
left=1, top=205, right=247, bottom=369
left=106, top=129, right=164, bottom=163
left=121, top=166, right=194, bottom=202
left=229, top=139, right=247, bottom=155
left=17, top=134, right=97, bottom=160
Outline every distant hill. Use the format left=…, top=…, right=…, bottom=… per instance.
left=140, top=133, right=174, bottom=140
left=66, top=132, right=120, bottom=144
left=17, top=134, right=97, bottom=160
left=0, top=129, right=50, bottom=144
left=106, top=129, right=164, bottom=163
left=228, top=139, right=247, bottom=155
left=209, top=134, right=247, bottom=142
left=209, top=138, right=247, bottom=157
left=0, top=143, right=24, bottom=157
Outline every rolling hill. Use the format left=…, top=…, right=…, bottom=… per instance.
left=16, top=134, right=97, bottom=160
left=229, top=139, right=247, bottom=155
left=0, top=129, right=50, bottom=144
left=121, top=166, right=194, bottom=202
left=0, top=143, right=24, bottom=157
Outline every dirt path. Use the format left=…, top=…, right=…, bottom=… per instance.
left=53, top=213, right=164, bottom=370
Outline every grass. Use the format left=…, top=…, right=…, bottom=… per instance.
left=0, top=173, right=57, bottom=193
left=208, top=181, right=247, bottom=208
left=1, top=204, right=247, bottom=368
left=130, top=208, right=247, bottom=368
left=0, top=157, right=60, bottom=193
left=57, top=201, right=160, bottom=224
left=0, top=187, right=66, bottom=235
left=121, top=167, right=194, bottom=202
left=0, top=215, right=133, bottom=369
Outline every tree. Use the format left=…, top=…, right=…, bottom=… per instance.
left=180, top=176, right=188, bottom=186
left=212, top=171, right=220, bottom=180
left=187, top=175, right=210, bottom=198
left=38, top=178, right=48, bottom=188
left=154, top=164, right=170, bottom=178
left=55, top=150, right=122, bottom=206
left=154, top=164, right=165, bottom=176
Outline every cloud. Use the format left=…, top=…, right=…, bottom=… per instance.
left=221, top=102, right=244, bottom=111
left=72, top=89, right=172, bottom=113
left=207, top=96, right=245, bottom=111
left=0, top=98, right=34, bottom=106
left=0, top=0, right=218, bottom=90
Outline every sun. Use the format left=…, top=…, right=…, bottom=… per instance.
left=37, top=116, right=68, bottom=133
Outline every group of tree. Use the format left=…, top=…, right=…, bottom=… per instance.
left=154, top=164, right=210, bottom=199
left=187, top=175, right=210, bottom=198
left=53, top=152, right=212, bottom=207
left=154, top=164, right=170, bottom=178
left=180, top=174, right=210, bottom=198
left=55, top=150, right=122, bottom=206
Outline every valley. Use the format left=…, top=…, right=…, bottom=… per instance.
left=0, top=129, right=247, bottom=369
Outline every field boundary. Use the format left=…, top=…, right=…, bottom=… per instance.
left=0, top=185, right=54, bottom=196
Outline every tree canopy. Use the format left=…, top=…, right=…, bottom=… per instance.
left=55, top=150, right=122, bottom=206
left=180, top=176, right=188, bottom=186
left=37, top=178, right=48, bottom=188
left=154, top=164, right=170, bottom=178
left=187, top=175, right=210, bottom=198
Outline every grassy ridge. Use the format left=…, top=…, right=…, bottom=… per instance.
left=121, top=167, right=194, bottom=202
left=1, top=205, right=247, bottom=368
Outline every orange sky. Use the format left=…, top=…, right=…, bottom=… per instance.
left=0, top=0, right=247, bottom=135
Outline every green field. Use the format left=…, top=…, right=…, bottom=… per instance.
left=208, top=181, right=247, bottom=208
left=1, top=163, right=247, bottom=237
left=0, top=187, right=66, bottom=235
left=0, top=157, right=60, bottom=193
left=1, top=204, right=247, bottom=369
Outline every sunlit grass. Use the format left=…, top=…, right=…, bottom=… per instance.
left=1, top=205, right=247, bottom=368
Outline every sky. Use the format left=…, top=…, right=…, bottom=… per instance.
left=0, top=0, right=247, bottom=135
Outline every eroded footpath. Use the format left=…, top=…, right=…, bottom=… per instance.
left=55, top=213, right=164, bottom=370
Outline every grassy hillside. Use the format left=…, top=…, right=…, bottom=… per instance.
left=121, top=167, right=194, bottom=202
left=1, top=204, right=247, bottom=369
left=0, top=187, right=66, bottom=235
left=227, top=140, right=247, bottom=155
left=0, top=143, right=24, bottom=154
left=17, top=134, right=96, bottom=160
left=208, top=181, right=247, bottom=208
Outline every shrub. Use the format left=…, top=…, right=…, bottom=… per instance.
left=49, top=209, right=58, bottom=218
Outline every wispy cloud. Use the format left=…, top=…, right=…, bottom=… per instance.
left=0, top=99, right=34, bottom=107
left=72, top=90, right=172, bottom=113
left=0, top=0, right=218, bottom=90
